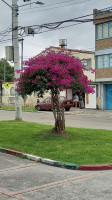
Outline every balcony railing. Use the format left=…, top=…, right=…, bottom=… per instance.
left=95, top=7, right=112, bottom=17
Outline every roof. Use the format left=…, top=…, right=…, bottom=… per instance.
left=34, top=46, right=94, bottom=58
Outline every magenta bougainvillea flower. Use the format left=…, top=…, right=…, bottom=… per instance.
left=15, top=50, right=95, bottom=97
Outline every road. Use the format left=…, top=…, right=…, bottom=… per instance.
left=0, top=109, right=112, bottom=130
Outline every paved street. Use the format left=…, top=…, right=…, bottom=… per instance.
left=0, top=108, right=112, bottom=130
left=0, top=153, right=112, bottom=200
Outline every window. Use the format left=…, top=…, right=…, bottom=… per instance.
left=86, top=59, right=92, bottom=70
left=10, top=87, right=15, bottom=96
left=109, top=22, right=112, bottom=37
left=81, top=59, right=92, bottom=70
left=97, top=56, right=102, bottom=69
left=97, top=24, right=102, bottom=39
left=96, top=54, right=112, bottom=69
left=103, top=55, right=109, bottom=68
left=109, top=54, right=112, bottom=67
left=43, top=98, right=51, bottom=103
left=103, top=23, right=108, bottom=38
left=96, top=22, right=112, bottom=40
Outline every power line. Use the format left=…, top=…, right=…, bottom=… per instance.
left=1, top=0, right=12, bottom=9
left=0, top=15, right=109, bottom=45
left=18, top=13, right=93, bottom=30
left=0, top=22, right=82, bottom=44
left=18, top=14, right=112, bottom=37
left=1, top=5, right=111, bottom=37
left=0, top=21, right=93, bottom=45
left=21, top=0, right=89, bottom=10
left=0, top=38, right=12, bottom=43
left=20, top=0, right=92, bottom=15
left=0, top=14, right=111, bottom=44
left=33, top=21, right=88, bottom=34
left=20, top=0, right=92, bottom=11
left=0, top=30, right=12, bottom=41
left=0, top=6, right=111, bottom=47
left=0, top=23, right=89, bottom=44
left=0, top=26, right=12, bottom=36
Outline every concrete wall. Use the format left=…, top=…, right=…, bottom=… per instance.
left=2, top=82, right=51, bottom=107
left=95, top=38, right=112, bottom=50
left=96, top=68, right=112, bottom=79
left=49, top=46, right=95, bottom=82
left=71, top=52, right=95, bottom=82
left=100, top=84, right=105, bottom=110
left=85, top=85, right=96, bottom=109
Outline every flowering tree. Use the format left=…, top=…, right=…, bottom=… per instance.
left=15, top=50, right=94, bottom=134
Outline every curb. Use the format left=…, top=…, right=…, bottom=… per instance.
left=0, top=147, right=78, bottom=170
left=0, top=147, right=112, bottom=171
left=79, top=164, right=112, bottom=170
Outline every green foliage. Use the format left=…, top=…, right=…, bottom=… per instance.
left=0, top=105, right=37, bottom=112
left=71, top=80, right=86, bottom=94
left=0, top=60, right=14, bottom=82
left=0, top=120, right=112, bottom=165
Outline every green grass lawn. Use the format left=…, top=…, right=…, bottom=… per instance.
left=0, top=120, right=112, bottom=165
left=0, top=105, right=36, bottom=112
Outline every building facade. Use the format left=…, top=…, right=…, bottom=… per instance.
left=93, top=7, right=112, bottom=109
left=1, top=82, right=50, bottom=107
left=2, top=46, right=96, bottom=108
left=46, top=46, right=96, bottom=109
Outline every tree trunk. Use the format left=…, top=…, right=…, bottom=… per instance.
left=22, top=95, right=27, bottom=107
left=51, top=92, right=66, bottom=134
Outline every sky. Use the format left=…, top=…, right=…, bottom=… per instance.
left=0, top=0, right=112, bottom=62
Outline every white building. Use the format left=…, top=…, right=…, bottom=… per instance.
left=2, top=46, right=96, bottom=109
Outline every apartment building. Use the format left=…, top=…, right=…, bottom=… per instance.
left=93, top=7, right=112, bottom=109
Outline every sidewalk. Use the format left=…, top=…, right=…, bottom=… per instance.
left=0, top=152, right=112, bottom=200
left=67, top=107, right=112, bottom=118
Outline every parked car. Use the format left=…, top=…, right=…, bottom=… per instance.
left=35, top=96, right=73, bottom=111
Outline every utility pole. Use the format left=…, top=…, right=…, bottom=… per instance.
left=2, top=0, right=44, bottom=120
left=19, top=38, right=24, bottom=69
left=3, top=59, right=6, bottom=82
left=12, top=0, right=22, bottom=120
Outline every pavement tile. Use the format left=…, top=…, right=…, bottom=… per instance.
left=18, top=171, right=112, bottom=200
left=0, top=153, right=33, bottom=170
left=0, top=193, right=16, bottom=200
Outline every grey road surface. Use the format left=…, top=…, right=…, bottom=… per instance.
left=0, top=109, right=112, bottom=130
left=0, top=153, right=112, bottom=200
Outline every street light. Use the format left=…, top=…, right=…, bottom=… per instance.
left=19, top=1, right=44, bottom=7
left=2, top=0, right=44, bottom=120
left=35, top=1, right=44, bottom=5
